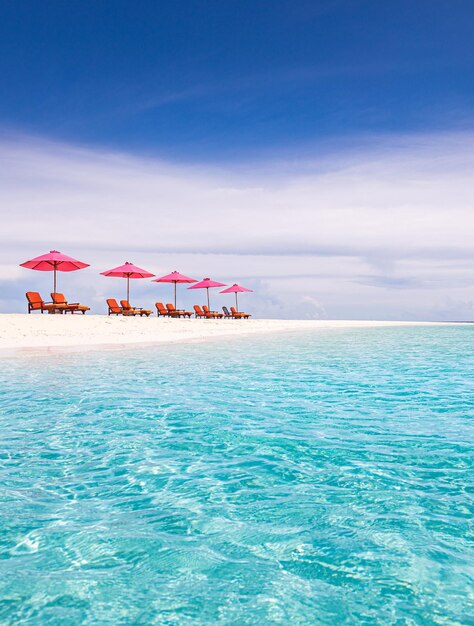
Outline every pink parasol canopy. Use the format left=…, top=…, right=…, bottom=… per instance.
left=152, top=271, right=197, bottom=308
left=20, top=250, right=89, bottom=293
left=220, top=283, right=253, bottom=311
left=101, top=261, right=155, bottom=301
left=188, top=277, right=227, bottom=309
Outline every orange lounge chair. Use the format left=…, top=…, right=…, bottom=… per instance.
left=231, top=306, right=251, bottom=319
left=194, top=304, right=214, bottom=319
left=107, top=298, right=137, bottom=316
left=203, top=305, right=223, bottom=319
left=26, top=292, right=64, bottom=314
left=156, top=302, right=173, bottom=317
left=167, top=303, right=192, bottom=318
left=52, top=293, right=90, bottom=314
left=120, top=300, right=152, bottom=317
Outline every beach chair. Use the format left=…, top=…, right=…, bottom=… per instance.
left=203, top=305, right=224, bottom=319
left=52, top=293, right=90, bottom=314
left=107, top=298, right=137, bottom=316
left=120, top=300, right=152, bottom=317
left=223, top=305, right=245, bottom=319
left=26, top=292, right=64, bottom=314
left=194, top=305, right=213, bottom=319
left=166, top=303, right=192, bottom=318
left=231, top=306, right=251, bottom=319
left=222, top=306, right=237, bottom=319
left=156, top=302, right=172, bottom=317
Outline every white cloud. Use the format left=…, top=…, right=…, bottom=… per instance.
left=1, top=132, right=473, bottom=319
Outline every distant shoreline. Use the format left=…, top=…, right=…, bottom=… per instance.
left=0, top=314, right=467, bottom=356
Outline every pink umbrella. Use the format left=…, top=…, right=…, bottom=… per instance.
left=20, top=250, right=89, bottom=294
left=152, top=271, right=197, bottom=308
left=220, top=283, right=253, bottom=312
left=101, top=261, right=155, bottom=301
left=188, top=277, right=227, bottom=309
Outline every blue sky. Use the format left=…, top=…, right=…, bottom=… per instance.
left=1, top=1, right=473, bottom=159
left=1, top=2, right=474, bottom=319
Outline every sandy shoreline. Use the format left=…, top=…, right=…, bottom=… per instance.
left=0, top=314, right=461, bottom=355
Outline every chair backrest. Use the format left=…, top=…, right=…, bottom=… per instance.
left=26, top=292, right=43, bottom=309
left=222, top=306, right=231, bottom=317
left=120, top=300, right=132, bottom=310
left=51, top=292, right=66, bottom=305
left=156, top=302, right=168, bottom=314
left=230, top=307, right=240, bottom=315
left=107, top=298, right=121, bottom=313
left=194, top=304, right=204, bottom=316
left=166, top=303, right=176, bottom=312
left=203, top=305, right=211, bottom=314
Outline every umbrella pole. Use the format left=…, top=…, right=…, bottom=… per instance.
left=127, top=275, right=130, bottom=302
left=235, top=292, right=238, bottom=312
left=53, top=266, right=57, bottom=295
left=174, top=282, right=177, bottom=309
left=207, top=288, right=210, bottom=309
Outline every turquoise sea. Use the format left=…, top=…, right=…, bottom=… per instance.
left=1, top=326, right=473, bottom=625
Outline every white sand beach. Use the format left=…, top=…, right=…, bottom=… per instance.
left=0, top=314, right=454, bottom=354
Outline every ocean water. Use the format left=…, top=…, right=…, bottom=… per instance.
left=0, top=326, right=473, bottom=625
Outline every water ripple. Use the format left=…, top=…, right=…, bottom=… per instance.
left=0, top=326, right=473, bottom=624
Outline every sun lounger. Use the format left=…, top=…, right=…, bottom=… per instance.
left=203, top=305, right=223, bottom=319
left=222, top=305, right=245, bottom=319
left=26, top=291, right=65, bottom=314
left=166, top=303, right=192, bottom=318
left=52, top=292, right=90, bottom=314
left=120, top=300, right=152, bottom=317
left=193, top=304, right=214, bottom=319
left=231, top=306, right=251, bottom=319
left=222, top=305, right=239, bottom=319
left=156, top=302, right=173, bottom=317
left=107, top=298, right=138, bottom=316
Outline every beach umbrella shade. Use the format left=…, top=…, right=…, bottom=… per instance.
left=101, top=262, right=155, bottom=301
left=152, top=271, right=197, bottom=308
left=220, top=283, right=253, bottom=312
left=20, top=249, right=89, bottom=294
left=188, top=277, right=227, bottom=309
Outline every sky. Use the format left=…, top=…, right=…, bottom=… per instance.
left=1, top=1, right=473, bottom=319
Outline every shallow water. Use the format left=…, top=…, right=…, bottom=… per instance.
left=1, top=326, right=473, bottom=625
